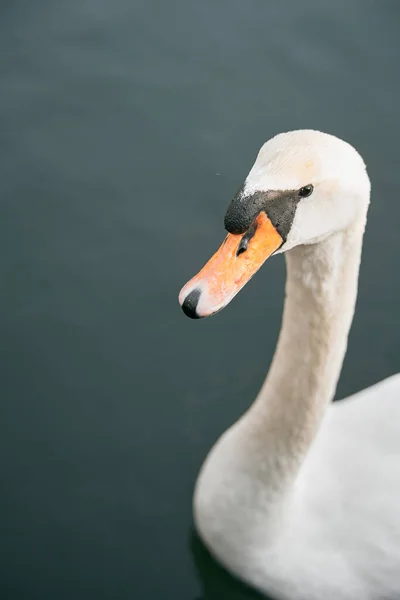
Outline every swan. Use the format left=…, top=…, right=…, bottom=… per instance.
left=178, top=130, right=400, bottom=600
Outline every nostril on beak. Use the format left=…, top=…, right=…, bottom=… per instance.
left=236, top=221, right=258, bottom=257
left=181, top=288, right=202, bottom=319
left=236, top=238, right=248, bottom=256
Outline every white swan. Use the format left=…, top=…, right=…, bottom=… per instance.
left=179, top=130, right=400, bottom=600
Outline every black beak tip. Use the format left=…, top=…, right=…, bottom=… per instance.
left=181, top=288, right=202, bottom=319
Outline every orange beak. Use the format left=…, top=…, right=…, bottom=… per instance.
left=179, top=212, right=283, bottom=318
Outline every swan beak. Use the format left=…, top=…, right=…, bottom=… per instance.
left=179, top=212, right=283, bottom=318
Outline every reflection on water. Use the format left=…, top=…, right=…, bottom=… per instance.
left=190, top=531, right=269, bottom=600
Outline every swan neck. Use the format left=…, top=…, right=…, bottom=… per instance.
left=252, top=216, right=367, bottom=469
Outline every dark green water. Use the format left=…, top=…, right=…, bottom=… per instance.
left=1, top=1, right=399, bottom=598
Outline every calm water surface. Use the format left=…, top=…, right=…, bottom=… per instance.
left=1, top=1, right=399, bottom=598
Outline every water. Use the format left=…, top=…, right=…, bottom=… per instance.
left=1, top=1, right=399, bottom=598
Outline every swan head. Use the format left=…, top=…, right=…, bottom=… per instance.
left=179, top=129, right=370, bottom=318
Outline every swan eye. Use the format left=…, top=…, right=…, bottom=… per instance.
left=298, top=184, right=314, bottom=198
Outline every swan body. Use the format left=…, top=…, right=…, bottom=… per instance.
left=194, top=373, right=400, bottom=600
left=179, top=130, right=400, bottom=599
